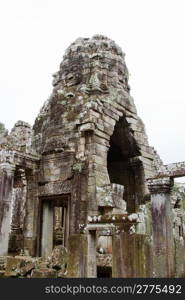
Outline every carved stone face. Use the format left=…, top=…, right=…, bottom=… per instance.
left=52, top=36, right=130, bottom=95
left=33, top=37, right=133, bottom=157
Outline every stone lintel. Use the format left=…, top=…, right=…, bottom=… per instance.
left=151, top=161, right=185, bottom=179
left=38, top=180, right=71, bottom=196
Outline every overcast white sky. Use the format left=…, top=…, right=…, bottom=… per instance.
left=0, top=0, right=185, bottom=166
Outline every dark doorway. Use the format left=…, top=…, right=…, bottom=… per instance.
left=97, top=266, right=112, bottom=278
left=107, top=116, right=143, bottom=213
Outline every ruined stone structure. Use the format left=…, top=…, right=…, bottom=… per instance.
left=0, top=35, right=185, bottom=278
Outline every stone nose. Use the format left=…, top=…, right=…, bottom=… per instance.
left=86, top=72, right=108, bottom=94
left=88, top=73, right=101, bottom=90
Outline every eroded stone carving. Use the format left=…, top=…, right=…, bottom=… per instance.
left=38, top=180, right=71, bottom=196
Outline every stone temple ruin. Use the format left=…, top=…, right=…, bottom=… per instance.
left=0, top=35, right=185, bottom=278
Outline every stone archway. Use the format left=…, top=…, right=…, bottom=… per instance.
left=107, top=116, right=144, bottom=213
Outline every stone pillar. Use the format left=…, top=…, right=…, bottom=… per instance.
left=0, top=163, right=15, bottom=255
left=9, top=169, right=27, bottom=253
left=112, top=233, right=123, bottom=277
left=41, top=201, right=53, bottom=259
left=67, top=234, right=88, bottom=277
left=11, top=169, right=27, bottom=231
left=148, top=177, right=174, bottom=277
left=24, top=167, right=39, bottom=256
left=54, top=207, right=62, bottom=229
left=87, top=230, right=97, bottom=277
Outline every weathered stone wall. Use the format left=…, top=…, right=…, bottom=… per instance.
left=0, top=122, right=39, bottom=257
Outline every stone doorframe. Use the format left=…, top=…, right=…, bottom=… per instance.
left=39, top=194, right=70, bottom=259
left=86, top=224, right=115, bottom=277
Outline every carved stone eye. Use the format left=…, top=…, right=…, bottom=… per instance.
left=64, top=72, right=81, bottom=87
left=119, top=78, right=124, bottom=84
left=66, top=73, right=74, bottom=80
left=66, top=92, right=75, bottom=98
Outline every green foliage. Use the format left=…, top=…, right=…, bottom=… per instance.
left=172, top=183, right=185, bottom=209
left=143, top=194, right=151, bottom=202
left=0, top=122, right=6, bottom=135
left=72, top=162, right=84, bottom=173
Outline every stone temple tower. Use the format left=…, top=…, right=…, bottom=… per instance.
left=0, top=35, right=185, bottom=278
left=32, top=35, right=154, bottom=271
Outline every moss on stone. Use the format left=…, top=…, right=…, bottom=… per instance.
left=143, top=194, right=151, bottom=202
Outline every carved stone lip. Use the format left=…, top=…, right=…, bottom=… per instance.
left=82, top=87, right=109, bottom=95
